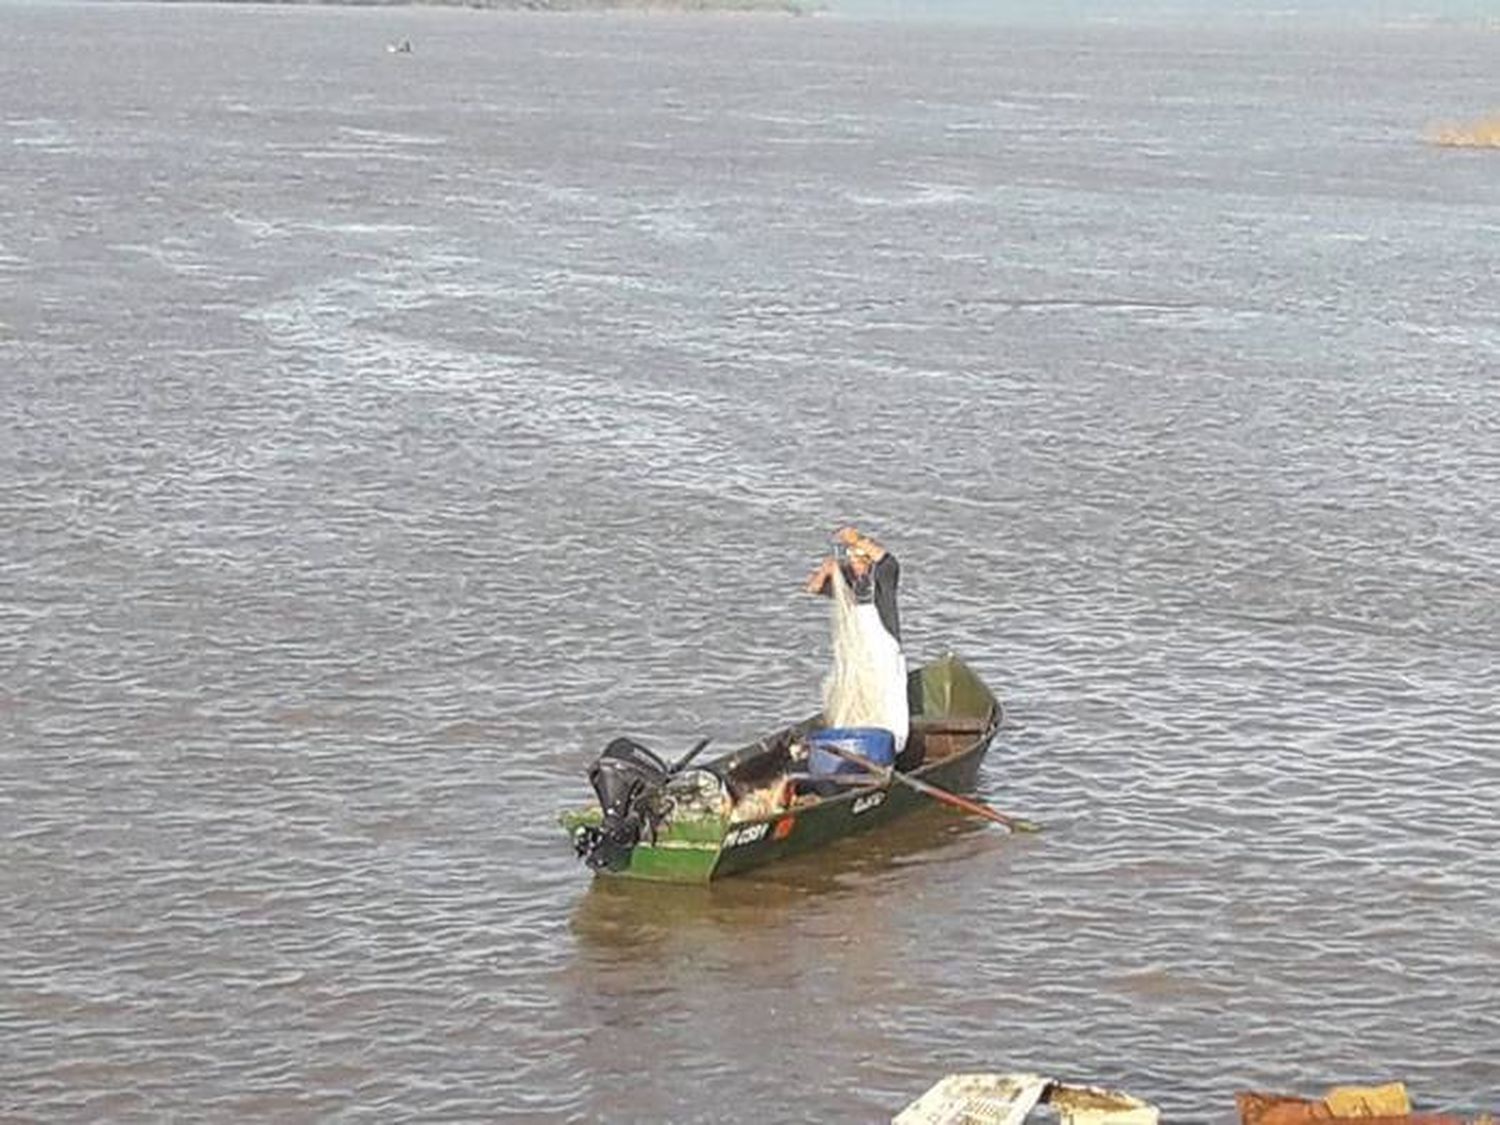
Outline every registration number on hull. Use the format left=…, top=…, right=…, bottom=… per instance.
left=724, top=822, right=770, bottom=848
left=853, top=791, right=888, bottom=815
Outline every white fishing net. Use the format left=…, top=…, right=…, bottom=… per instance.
left=821, top=565, right=909, bottom=751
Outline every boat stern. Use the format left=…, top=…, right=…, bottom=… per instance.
left=559, top=806, right=727, bottom=884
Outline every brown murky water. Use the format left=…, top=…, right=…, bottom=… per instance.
left=3, top=4, right=1498, bottom=1120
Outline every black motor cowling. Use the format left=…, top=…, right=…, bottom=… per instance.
left=573, top=737, right=672, bottom=871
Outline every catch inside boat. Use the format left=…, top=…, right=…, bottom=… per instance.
left=559, top=653, right=1003, bottom=883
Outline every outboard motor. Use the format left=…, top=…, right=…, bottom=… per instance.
left=573, top=737, right=673, bottom=871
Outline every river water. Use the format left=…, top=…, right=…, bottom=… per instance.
left=3, top=3, right=1498, bottom=1120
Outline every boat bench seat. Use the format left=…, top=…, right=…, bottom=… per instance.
left=908, top=715, right=991, bottom=766
left=911, top=716, right=991, bottom=734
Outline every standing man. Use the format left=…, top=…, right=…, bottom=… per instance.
left=805, top=527, right=908, bottom=754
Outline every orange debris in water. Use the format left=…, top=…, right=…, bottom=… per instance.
left=1427, top=115, right=1500, bottom=147
left=1236, top=1081, right=1466, bottom=1125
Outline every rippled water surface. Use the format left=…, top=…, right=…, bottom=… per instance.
left=3, top=4, right=1499, bottom=1120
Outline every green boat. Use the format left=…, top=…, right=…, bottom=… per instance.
left=560, top=653, right=1003, bottom=883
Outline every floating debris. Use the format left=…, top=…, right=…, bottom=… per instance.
left=894, top=1073, right=1158, bottom=1125
left=1426, top=116, right=1500, bottom=148
left=1236, top=1080, right=1486, bottom=1124
left=896, top=1075, right=1494, bottom=1124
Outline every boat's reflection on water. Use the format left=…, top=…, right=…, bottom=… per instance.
left=549, top=808, right=1007, bottom=1120
left=567, top=803, right=998, bottom=957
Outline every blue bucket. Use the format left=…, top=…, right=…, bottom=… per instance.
left=808, top=726, right=896, bottom=778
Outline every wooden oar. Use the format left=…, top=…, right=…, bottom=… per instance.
left=818, top=742, right=1041, bottom=834
left=784, top=772, right=883, bottom=790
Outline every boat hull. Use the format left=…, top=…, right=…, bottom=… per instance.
left=560, top=654, right=1002, bottom=884
left=709, top=731, right=991, bottom=879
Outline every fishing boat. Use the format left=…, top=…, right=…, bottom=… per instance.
left=559, top=653, right=1005, bottom=883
